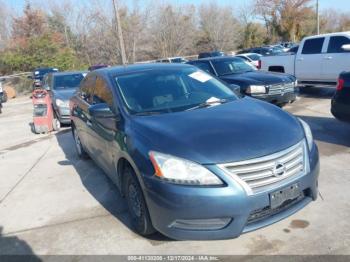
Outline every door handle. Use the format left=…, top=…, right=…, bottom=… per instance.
left=296, top=57, right=304, bottom=61
left=324, top=56, right=333, bottom=60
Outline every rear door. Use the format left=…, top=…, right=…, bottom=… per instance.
left=322, top=35, right=350, bottom=81
left=295, top=37, right=325, bottom=81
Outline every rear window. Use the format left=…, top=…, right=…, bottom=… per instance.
left=302, top=38, right=325, bottom=54
left=327, top=36, right=350, bottom=53
left=53, top=74, right=85, bottom=90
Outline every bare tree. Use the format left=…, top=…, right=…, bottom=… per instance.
left=150, top=3, right=196, bottom=58
left=198, top=2, right=240, bottom=52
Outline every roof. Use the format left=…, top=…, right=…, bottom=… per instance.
left=236, top=53, right=262, bottom=57
left=304, top=31, right=350, bottom=40
left=95, top=63, right=194, bottom=76
left=50, top=71, right=87, bottom=76
left=189, top=56, right=241, bottom=62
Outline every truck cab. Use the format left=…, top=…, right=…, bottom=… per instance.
left=261, top=32, right=350, bottom=85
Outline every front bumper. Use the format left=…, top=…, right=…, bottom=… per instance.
left=56, top=106, right=71, bottom=124
left=142, top=144, right=319, bottom=240
left=252, top=92, right=296, bottom=105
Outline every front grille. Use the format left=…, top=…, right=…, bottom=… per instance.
left=267, top=82, right=295, bottom=95
left=247, top=192, right=305, bottom=224
left=219, top=140, right=307, bottom=193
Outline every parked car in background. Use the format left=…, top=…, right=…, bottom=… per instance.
left=156, top=57, right=189, bottom=63
left=43, top=71, right=86, bottom=125
left=331, top=71, right=350, bottom=122
left=30, top=67, right=59, bottom=89
left=235, top=53, right=262, bottom=69
left=0, top=78, right=4, bottom=113
left=261, top=32, right=350, bottom=85
left=188, top=56, right=297, bottom=106
left=70, top=63, right=319, bottom=240
left=0, top=77, right=7, bottom=103
left=198, top=51, right=225, bottom=59
left=236, top=47, right=278, bottom=56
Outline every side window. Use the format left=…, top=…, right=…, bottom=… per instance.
left=192, top=62, right=215, bottom=74
left=80, top=75, right=96, bottom=104
left=327, top=36, right=350, bottom=53
left=92, top=76, right=113, bottom=107
left=301, top=38, right=325, bottom=54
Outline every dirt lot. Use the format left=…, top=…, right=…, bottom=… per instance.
left=0, top=87, right=349, bottom=255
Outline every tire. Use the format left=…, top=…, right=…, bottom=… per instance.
left=2, top=91, right=7, bottom=103
left=125, top=168, right=156, bottom=236
left=52, top=118, right=61, bottom=131
left=72, top=126, right=89, bottom=159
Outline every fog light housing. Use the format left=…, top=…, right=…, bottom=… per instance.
left=170, top=218, right=232, bottom=231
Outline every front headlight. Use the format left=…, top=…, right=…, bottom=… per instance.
left=298, top=118, right=313, bottom=150
left=149, top=151, right=223, bottom=185
left=246, top=85, right=266, bottom=94
left=55, top=98, right=68, bottom=107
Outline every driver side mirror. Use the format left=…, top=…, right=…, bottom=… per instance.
left=89, top=103, right=120, bottom=131
left=341, top=44, right=350, bottom=51
left=89, top=103, right=119, bottom=119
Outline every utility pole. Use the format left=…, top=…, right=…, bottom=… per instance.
left=316, top=0, right=320, bottom=35
left=112, top=0, right=127, bottom=65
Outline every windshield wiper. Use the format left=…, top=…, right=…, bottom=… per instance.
left=134, top=111, right=162, bottom=116
left=186, top=98, right=228, bottom=111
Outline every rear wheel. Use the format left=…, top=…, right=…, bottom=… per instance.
left=73, top=126, right=89, bottom=159
left=125, top=167, right=156, bottom=236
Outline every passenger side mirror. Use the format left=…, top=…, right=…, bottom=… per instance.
left=341, top=44, right=350, bottom=51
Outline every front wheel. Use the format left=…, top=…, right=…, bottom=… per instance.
left=125, top=168, right=156, bottom=236
left=52, top=118, right=61, bottom=131
left=73, top=126, right=89, bottom=159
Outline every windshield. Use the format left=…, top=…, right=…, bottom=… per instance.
left=53, top=74, right=85, bottom=90
left=212, top=58, right=256, bottom=76
left=115, top=68, right=237, bottom=115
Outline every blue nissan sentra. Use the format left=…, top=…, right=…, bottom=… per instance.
left=69, top=63, right=319, bottom=240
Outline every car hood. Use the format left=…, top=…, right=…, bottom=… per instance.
left=52, top=88, right=77, bottom=101
left=220, top=70, right=295, bottom=87
left=132, top=97, right=304, bottom=164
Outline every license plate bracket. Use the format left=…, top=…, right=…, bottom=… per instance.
left=270, top=183, right=301, bottom=209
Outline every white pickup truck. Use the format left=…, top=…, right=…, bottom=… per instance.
left=261, top=32, right=350, bottom=85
